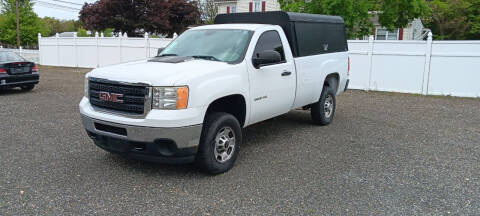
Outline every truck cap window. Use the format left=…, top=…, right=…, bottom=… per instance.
left=159, top=29, right=253, bottom=63
left=294, top=22, right=347, bottom=56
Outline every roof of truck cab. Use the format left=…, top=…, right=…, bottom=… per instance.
left=191, top=24, right=274, bottom=31
left=214, top=11, right=344, bottom=25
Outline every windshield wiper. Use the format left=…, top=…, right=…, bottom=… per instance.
left=190, top=55, right=220, bottom=61
left=157, top=53, right=178, bottom=57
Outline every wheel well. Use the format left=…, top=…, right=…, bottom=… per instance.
left=324, top=73, right=340, bottom=94
left=205, top=94, right=246, bottom=127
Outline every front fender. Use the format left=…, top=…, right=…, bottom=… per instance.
left=174, top=62, right=251, bottom=124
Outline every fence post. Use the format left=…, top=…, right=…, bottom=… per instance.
left=37, top=33, right=42, bottom=65
left=367, top=35, right=374, bottom=91
left=118, top=32, right=122, bottom=63
left=19, top=46, right=23, bottom=57
left=56, top=33, right=60, bottom=66
left=144, top=32, right=149, bottom=59
left=73, top=32, right=78, bottom=67
left=95, top=32, right=99, bottom=68
left=422, top=32, right=433, bottom=95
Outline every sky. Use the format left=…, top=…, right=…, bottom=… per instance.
left=32, top=0, right=96, bottom=20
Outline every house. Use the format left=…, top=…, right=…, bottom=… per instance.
left=56, top=31, right=92, bottom=37
left=367, top=12, right=428, bottom=40
left=215, top=0, right=280, bottom=14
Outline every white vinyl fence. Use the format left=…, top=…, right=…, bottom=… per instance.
left=38, top=32, right=173, bottom=68
left=349, top=33, right=480, bottom=98
left=37, top=32, right=480, bottom=98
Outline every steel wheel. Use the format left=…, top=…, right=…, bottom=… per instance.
left=214, top=127, right=236, bottom=163
left=324, top=95, right=334, bottom=118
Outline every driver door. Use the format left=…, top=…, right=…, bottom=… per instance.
left=248, top=30, right=296, bottom=124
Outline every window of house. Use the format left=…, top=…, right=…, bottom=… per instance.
left=253, top=31, right=285, bottom=62
left=254, top=1, right=261, bottom=12
left=376, top=28, right=398, bottom=40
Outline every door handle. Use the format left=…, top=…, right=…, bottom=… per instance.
left=281, top=71, right=292, bottom=76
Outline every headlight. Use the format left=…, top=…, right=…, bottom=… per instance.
left=152, top=86, right=188, bottom=109
left=84, top=77, right=89, bottom=98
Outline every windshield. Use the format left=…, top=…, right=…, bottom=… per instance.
left=160, top=29, right=253, bottom=63
left=0, top=51, right=25, bottom=63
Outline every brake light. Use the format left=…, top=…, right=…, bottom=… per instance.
left=0, top=68, right=6, bottom=74
left=32, top=65, right=38, bottom=72
left=347, top=57, right=350, bottom=76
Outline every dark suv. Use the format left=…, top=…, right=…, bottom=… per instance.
left=0, top=51, right=39, bottom=91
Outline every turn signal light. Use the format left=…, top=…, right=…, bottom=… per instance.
left=176, top=87, right=189, bottom=109
left=32, top=65, right=38, bottom=72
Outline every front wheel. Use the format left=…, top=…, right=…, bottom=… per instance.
left=196, top=112, right=242, bottom=174
left=311, top=86, right=336, bottom=126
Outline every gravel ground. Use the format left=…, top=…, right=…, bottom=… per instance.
left=1, top=66, right=479, bottom=215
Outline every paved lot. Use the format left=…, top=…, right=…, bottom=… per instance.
left=1, top=66, right=479, bottom=215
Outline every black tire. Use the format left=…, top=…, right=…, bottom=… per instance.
left=311, top=86, right=336, bottom=126
left=196, top=112, right=242, bottom=174
left=21, top=84, right=35, bottom=91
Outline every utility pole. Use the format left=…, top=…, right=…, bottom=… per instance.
left=16, top=0, right=21, bottom=48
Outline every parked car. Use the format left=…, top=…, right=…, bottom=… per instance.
left=79, top=12, right=350, bottom=174
left=0, top=51, right=39, bottom=91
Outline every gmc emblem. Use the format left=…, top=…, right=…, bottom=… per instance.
left=99, top=91, right=124, bottom=103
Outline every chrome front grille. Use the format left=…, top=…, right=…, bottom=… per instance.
left=88, top=78, right=151, bottom=116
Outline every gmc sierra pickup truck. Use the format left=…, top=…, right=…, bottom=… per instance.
left=80, top=12, right=350, bottom=174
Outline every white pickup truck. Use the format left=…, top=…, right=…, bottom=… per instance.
left=80, top=12, right=350, bottom=174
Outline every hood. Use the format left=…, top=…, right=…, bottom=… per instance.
left=87, top=59, right=232, bottom=86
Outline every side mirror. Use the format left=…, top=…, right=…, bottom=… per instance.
left=157, top=48, right=165, bottom=56
left=252, top=50, right=282, bottom=69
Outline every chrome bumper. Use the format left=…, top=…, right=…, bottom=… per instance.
left=81, top=114, right=202, bottom=149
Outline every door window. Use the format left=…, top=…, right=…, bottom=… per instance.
left=253, top=31, right=285, bottom=62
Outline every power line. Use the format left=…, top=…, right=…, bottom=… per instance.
left=49, top=0, right=84, bottom=7
left=33, top=0, right=81, bottom=10
left=33, top=0, right=81, bottom=11
left=36, top=0, right=81, bottom=10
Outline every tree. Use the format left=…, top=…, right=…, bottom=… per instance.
left=278, top=0, right=431, bottom=38
left=40, top=17, right=79, bottom=36
left=377, top=0, right=430, bottom=31
left=77, top=27, right=87, bottom=37
left=425, top=0, right=480, bottom=40
left=79, top=0, right=200, bottom=37
left=199, top=0, right=218, bottom=24
left=0, top=0, right=46, bottom=47
left=103, top=28, right=114, bottom=37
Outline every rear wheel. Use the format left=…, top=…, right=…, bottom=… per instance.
left=21, top=84, right=35, bottom=91
left=311, top=86, right=336, bottom=125
left=196, top=112, right=242, bottom=174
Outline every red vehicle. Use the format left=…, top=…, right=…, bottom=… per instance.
left=0, top=51, right=39, bottom=91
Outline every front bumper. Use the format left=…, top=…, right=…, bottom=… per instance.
left=0, top=73, right=39, bottom=87
left=81, top=114, right=202, bottom=164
